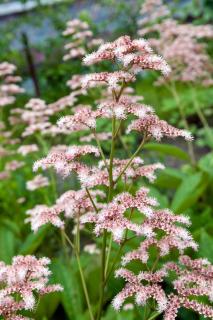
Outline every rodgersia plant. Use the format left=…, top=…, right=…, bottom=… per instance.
left=138, top=0, right=213, bottom=157
left=27, top=35, right=213, bottom=320
left=63, top=18, right=103, bottom=61
left=0, top=256, right=62, bottom=320
left=0, top=62, right=24, bottom=108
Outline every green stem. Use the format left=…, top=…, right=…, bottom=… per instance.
left=190, top=86, right=213, bottom=146
left=64, top=232, right=94, bottom=320
left=169, top=82, right=196, bottom=164
left=96, top=231, right=107, bottom=320
left=86, top=187, right=99, bottom=213
left=104, top=234, right=112, bottom=277
left=108, top=116, right=116, bottom=202
left=76, top=253, right=94, bottom=320
left=115, top=135, right=147, bottom=184
left=75, top=212, right=80, bottom=254
left=96, top=116, right=116, bottom=320
left=147, top=312, right=161, bottom=320
left=105, top=209, right=134, bottom=284
left=93, top=130, right=109, bottom=172
left=61, top=229, right=69, bottom=262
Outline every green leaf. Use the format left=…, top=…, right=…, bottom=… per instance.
left=198, top=152, right=213, bottom=178
left=144, top=143, right=190, bottom=160
left=198, top=230, right=213, bottom=263
left=148, top=186, right=169, bottom=208
left=0, top=226, right=15, bottom=263
left=0, top=218, right=20, bottom=236
left=19, top=226, right=48, bottom=255
left=155, top=168, right=184, bottom=189
left=103, top=306, right=135, bottom=320
left=52, top=260, right=83, bottom=320
left=171, top=172, right=207, bottom=213
left=35, top=292, right=61, bottom=319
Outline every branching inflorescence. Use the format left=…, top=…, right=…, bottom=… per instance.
left=25, top=33, right=213, bottom=320
left=0, top=256, right=62, bottom=320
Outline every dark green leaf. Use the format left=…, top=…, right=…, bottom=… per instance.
left=19, top=226, right=48, bottom=255
left=144, top=143, right=190, bottom=160
left=171, top=173, right=207, bottom=213
left=52, top=260, right=83, bottom=320
left=0, top=226, right=15, bottom=263
left=198, top=230, right=213, bottom=263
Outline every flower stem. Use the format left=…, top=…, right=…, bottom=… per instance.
left=75, top=253, right=94, bottom=320
left=115, top=134, right=147, bottom=184
left=189, top=85, right=213, bottom=146
left=146, top=312, right=161, bottom=320
left=96, top=116, right=116, bottom=320
left=86, top=187, right=99, bottom=213
left=64, top=232, right=94, bottom=320
left=169, top=82, right=196, bottom=164
left=93, top=130, right=109, bottom=172
left=96, top=230, right=107, bottom=320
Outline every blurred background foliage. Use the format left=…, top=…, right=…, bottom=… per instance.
left=0, top=0, right=213, bottom=319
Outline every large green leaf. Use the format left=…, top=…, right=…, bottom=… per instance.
left=19, top=226, right=48, bottom=255
left=155, top=167, right=184, bottom=189
left=198, top=230, right=213, bottom=263
left=52, top=259, right=83, bottom=320
left=144, top=143, right=190, bottom=160
left=34, top=292, right=61, bottom=320
left=0, top=226, right=15, bottom=263
left=198, top=152, right=213, bottom=178
left=171, top=172, right=207, bottom=213
left=103, top=306, right=135, bottom=320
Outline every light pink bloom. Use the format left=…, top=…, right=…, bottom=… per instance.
left=112, top=268, right=167, bottom=312
left=17, top=144, right=38, bottom=156
left=127, top=114, right=193, bottom=141
left=26, top=174, right=49, bottom=191
left=33, top=145, right=100, bottom=177
left=5, top=161, right=24, bottom=172
left=0, top=256, right=62, bottom=319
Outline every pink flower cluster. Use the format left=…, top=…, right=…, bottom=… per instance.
left=26, top=189, right=104, bottom=232
left=26, top=174, right=49, bottom=191
left=63, top=18, right=103, bottom=61
left=19, top=92, right=82, bottom=137
left=17, top=144, right=38, bottom=156
left=0, top=62, right=24, bottom=107
left=0, top=256, right=62, bottom=319
left=24, top=34, right=213, bottom=320
left=127, top=114, right=193, bottom=141
left=164, top=256, right=213, bottom=319
left=83, top=35, right=171, bottom=76
left=138, top=0, right=213, bottom=84
left=33, top=145, right=100, bottom=177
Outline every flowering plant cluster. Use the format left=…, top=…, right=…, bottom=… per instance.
left=23, top=34, right=213, bottom=320
left=63, top=18, right=103, bottom=61
left=0, top=8, right=213, bottom=320
left=138, top=0, right=213, bottom=85
left=0, top=62, right=24, bottom=108
left=0, top=256, right=62, bottom=320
